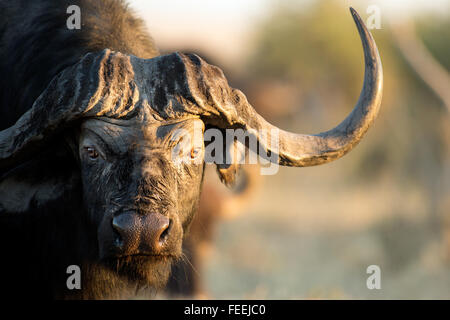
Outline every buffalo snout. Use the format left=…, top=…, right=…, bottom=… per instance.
left=101, top=212, right=174, bottom=257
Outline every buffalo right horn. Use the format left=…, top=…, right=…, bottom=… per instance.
left=177, top=7, right=383, bottom=167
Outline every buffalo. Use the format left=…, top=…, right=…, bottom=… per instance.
left=0, top=0, right=382, bottom=299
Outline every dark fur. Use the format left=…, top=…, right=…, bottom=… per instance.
left=0, top=0, right=158, bottom=130
left=0, top=0, right=203, bottom=299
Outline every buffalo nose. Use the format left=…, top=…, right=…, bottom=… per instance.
left=112, top=212, right=171, bottom=254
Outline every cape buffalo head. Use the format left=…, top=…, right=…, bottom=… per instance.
left=0, top=9, right=382, bottom=290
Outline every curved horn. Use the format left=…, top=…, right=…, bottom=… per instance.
left=180, top=7, right=383, bottom=167
left=248, top=7, right=383, bottom=166
left=0, top=49, right=139, bottom=170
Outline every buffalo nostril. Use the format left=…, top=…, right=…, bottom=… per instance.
left=112, top=215, right=126, bottom=232
left=140, top=214, right=171, bottom=253
left=158, top=219, right=172, bottom=245
left=114, top=234, right=123, bottom=248
left=111, top=217, right=124, bottom=248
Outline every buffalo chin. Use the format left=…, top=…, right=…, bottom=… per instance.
left=113, top=255, right=173, bottom=285
left=98, top=255, right=175, bottom=295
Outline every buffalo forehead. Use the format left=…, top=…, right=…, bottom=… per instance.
left=81, top=117, right=204, bottom=151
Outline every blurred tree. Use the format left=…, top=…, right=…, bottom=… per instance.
left=391, top=14, right=450, bottom=260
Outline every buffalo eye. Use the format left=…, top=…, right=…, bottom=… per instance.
left=84, top=146, right=99, bottom=160
left=190, top=147, right=201, bottom=160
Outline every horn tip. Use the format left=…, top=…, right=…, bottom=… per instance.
left=349, top=7, right=361, bottom=22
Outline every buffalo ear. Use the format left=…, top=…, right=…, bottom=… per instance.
left=0, top=148, right=79, bottom=215
left=216, top=163, right=240, bottom=187
left=214, top=139, right=245, bottom=188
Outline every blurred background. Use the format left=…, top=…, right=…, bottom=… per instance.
left=130, top=0, right=450, bottom=299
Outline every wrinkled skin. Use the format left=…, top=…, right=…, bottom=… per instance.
left=0, top=117, right=207, bottom=299
left=77, top=117, right=205, bottom=284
